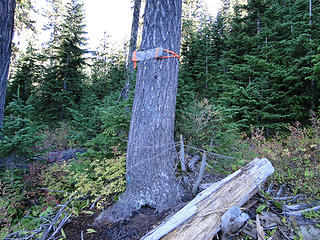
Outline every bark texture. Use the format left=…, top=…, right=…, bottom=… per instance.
left=127, top=0, right=142, bottom=72
left=0, top=0, right=16, bottom=129
left=96, top=0, right=183, bottom=223
left=120, top=0, right=142, bottom=100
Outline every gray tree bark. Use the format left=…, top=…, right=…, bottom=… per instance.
left=127, top=0, right=142, bottom=72
left=0, top=0, right=16, bottom=130
left=96, top=0, right=184, bottom=223
left=120, top=0, right=142, bottom=100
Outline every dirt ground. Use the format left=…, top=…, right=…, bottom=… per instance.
left=64, top=205, right=183, bottom=240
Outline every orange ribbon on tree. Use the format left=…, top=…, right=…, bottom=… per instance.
left=132, top=47, right=180, bottom=69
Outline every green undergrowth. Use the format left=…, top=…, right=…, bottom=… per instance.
left=0, top=153, right=126, bottom=239
left=176, top=98, right=255, bottom=174
left=248, top=113, right=320, bottom=200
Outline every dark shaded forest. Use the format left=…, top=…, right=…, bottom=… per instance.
left=0, top=0, right=319, bottom=239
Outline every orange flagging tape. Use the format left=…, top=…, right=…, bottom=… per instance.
left=132, top=50, right=137, bottom=69
left=155, top=48, right=180, bottom=60
left=132, top=48, right=180, bottom=69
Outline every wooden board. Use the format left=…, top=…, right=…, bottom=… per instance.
left=141, top=158, right=274, bottom=240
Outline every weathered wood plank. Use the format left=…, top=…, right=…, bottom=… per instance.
left=141, top=158, right=274, bottom=240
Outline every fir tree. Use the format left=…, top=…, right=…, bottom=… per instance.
left=89, top=35, right=127, bottom=100
left=7, top=43, right=42, bottom=104
left=35, top=0, right=87, bottom=123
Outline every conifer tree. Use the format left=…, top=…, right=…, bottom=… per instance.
left=35, top=0, right=87, bottom=122
left=312, top=45, right=320, bottom=112
left=213, top=0, right=320, bottom=130
left=90, top=38, right=127, bottom=100
left=7, top=43, right=42, bottom=104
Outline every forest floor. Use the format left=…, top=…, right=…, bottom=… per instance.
left=63, top=183, right=320, bottom=240
left=64, top=204, right=184, bottom=240
left=1, top=154, right=319, bottom=239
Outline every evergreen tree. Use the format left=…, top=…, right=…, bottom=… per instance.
left=207, top=0, right=320, bottom=131
left=7, top=43, right=42, bottom=104
left=35, top=0, right=87, bottom=123
left=1, top=95, right=42, bottom=159
left=312, top=45, right=320, bottom=112
left=181, top=0, right=207, bottom=41
left=89, top=36, right=127, bottom=100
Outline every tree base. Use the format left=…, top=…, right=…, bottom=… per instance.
left=94, top=179, right=186, bottom=224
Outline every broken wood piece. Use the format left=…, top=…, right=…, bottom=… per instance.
left=283, top=205, right=320, bottom=216
left=256, top=214, right=265, bottom=240
left=192, top=152, right=207, bottom=195
left=141, top=158, right=274, bottom=240
left=273, top=194, right=306, bottom=202
left=220, top=206, right=249, bottom=240
left=179, top=135, right=189, bottom=186
left=188, top=155, right=200, bottom=171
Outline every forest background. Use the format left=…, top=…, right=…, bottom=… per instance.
left=0, top=0, right=319, bottom=239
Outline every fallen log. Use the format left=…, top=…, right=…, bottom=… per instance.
left=142, top=158, right=274, bottom=240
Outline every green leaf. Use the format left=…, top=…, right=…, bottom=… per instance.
left=61, top=228, right=66, bottom=239
left=82, top=210, right=94, bottom=215
left=87, top=228, right=96, bottom=234
left=256, top=204, right=266, bottom=214
left=273, top=201, right=282, bottom=211
left=39, top=207, right=53, bottom=217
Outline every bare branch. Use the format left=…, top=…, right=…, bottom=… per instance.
left=192, top=152, right=207, bottom=195
left=41, top=195, right=73, bottom=240
left=179, top=135, right=189, bottom=185
left=184, top=144, right=236, bottom=160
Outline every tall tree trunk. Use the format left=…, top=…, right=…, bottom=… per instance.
left=121, top=0, right=142, bottom=100
left=127, top=0, right=142, bottom=73
left=309, top=0, right=315, bottom=110
left=0, top=0, right=16, bottom=130
left=257, top=8, right=260, bottom=34
left=96, top=0, right=184, bottom=223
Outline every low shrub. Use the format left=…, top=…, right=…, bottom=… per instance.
left=0, top=98, right=44, bottom=159
left=249, top=112, right=320, bottom=199
left=0, top=151, right=126, bottom=238
left=42, top=153, right=126, bottom=209
left=176, top=99, right=252, bottom=173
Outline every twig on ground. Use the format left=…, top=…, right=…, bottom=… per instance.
left=273, top=194, right=306, bottom=202
left=278, top=226, right=291, bottom=240
left=276, top=185, right=286, bottom=198
left=283, top=205, right=320, bottom=216
left=4, top=227, right=44, bottom=240
left=90, top=195, right=103, bottom=210
left=282, top=203, right=319, bottom=212
left=47, top=212, right=73, bottom=240
left=266, top=182, right=274, bottom=195
left=41, top=195, right=73, bottom=240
